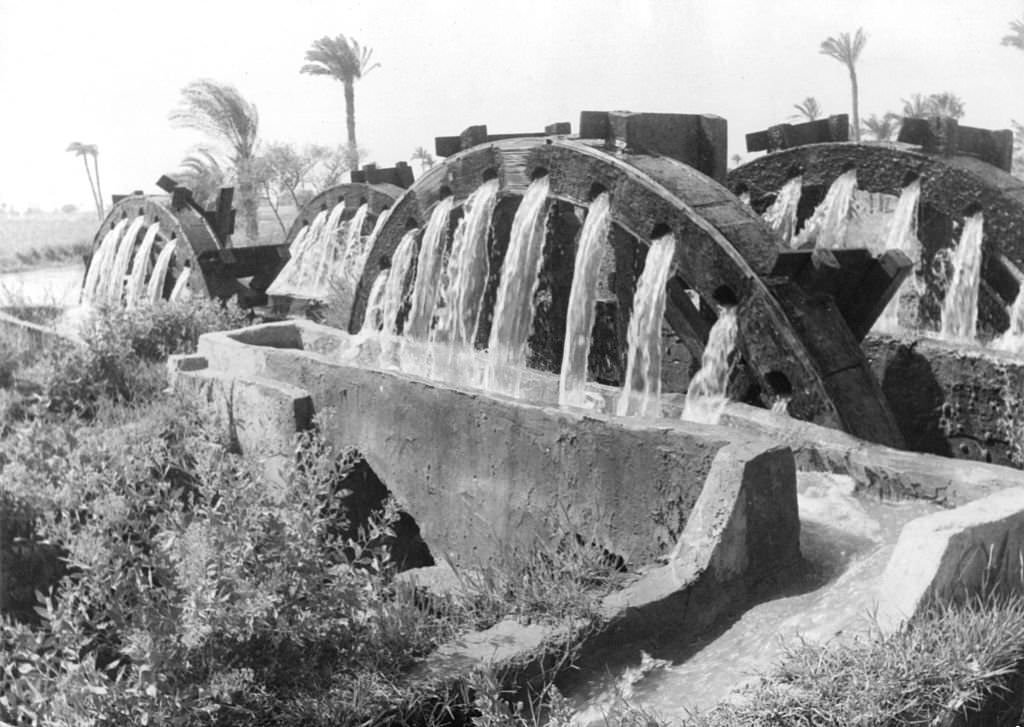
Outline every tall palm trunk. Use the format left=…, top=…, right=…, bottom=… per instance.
left=236, top=158, right=259, bottom=244
left=81, top=157, right=102, bottom=220
left=91, top=153, right=105, bottom=218
left=848, top=67, right=861, bottom=142
left=344, top=79, right=358, bottom=169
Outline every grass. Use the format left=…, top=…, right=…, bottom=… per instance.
left=0, top=213, right=96, bottom=272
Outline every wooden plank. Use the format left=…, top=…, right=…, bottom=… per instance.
left=838, top=250, right=913, bottom=340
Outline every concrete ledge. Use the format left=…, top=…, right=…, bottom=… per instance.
left=718, top=401, right=1024, bottom=507
left=876, top=487, right=1024, bottom=633
left=187, top=320, right=794, bottom=569
left=170, top=359, right=313, bottom=480
left=598, top=441, right=799, bottom=635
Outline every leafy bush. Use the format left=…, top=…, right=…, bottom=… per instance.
left=0, top=397, right=459, bottom=725
left=40, top=298, right=249, bottom=417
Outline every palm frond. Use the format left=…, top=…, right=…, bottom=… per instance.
left=169, top=79, right=260, bottom=163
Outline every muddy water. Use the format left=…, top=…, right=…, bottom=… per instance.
left=566, top=472, right=942, bottom=723
left=0, top=264, right=84, bottom=306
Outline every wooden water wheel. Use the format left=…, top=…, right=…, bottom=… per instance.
left=729, top=117, right=1024, bottom=336
left=347, top=124, right=907, bottom=447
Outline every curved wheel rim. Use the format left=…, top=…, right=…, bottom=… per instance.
left=350, top=137, right=872, bottom=430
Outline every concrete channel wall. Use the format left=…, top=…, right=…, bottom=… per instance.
left=172, top=320, right=797, bottom=569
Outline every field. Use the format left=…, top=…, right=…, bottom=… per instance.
left=0, top=212, right=97, bottom=272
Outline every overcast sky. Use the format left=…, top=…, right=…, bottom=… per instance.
left=1, top=0, right=1021, bottom=213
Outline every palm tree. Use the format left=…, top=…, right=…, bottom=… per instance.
left=175, top=148, right=227, bottom=208
left=1002, top=16, right=1024, bottom=50
left=926, top=92, right=966, bottom=120
left=300, top=34, right=380, bottom=170
left=820, top=28, right=868, bottom=142
left=791, top=97, right=823, bottom=122
left=410, top=146, right=435, bottom=172
left=901, top=93, right=932, bottom=119
left=66, top=142, right=104, bottom=220
left=901, top=92, right=966, bottom=120
left=861, top=113, right=900, bottom=141
left=170, top=79, right=260, bottom=243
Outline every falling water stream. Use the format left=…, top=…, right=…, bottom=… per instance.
left=559, top=192, right=612, bottom=408
left=762, top=175, right=802, bottom=247
left=485, top=176, right=552, bottom=397
left=993, top=288, right=1024, bottom=352
left=124, top=222, right=161, bottom=307
left=146, top=241, right=177, bottom=304
left=615, top=234, right=676, bottom=417
left=360, top=269, right=391, bottom=334
left=107, top=216, right=146, bottom=305
left=406, top=197, right=456, bottom=340
left=680, top=307, right=738, bottom=424
left=265, top=208, right=330, bottom=298
left=873, top=179, right=922, bottom=334
left=429, top=179, right=502, bottom=384
left=795, top=169, right=858, bottom=250
left=81, top=218, right=128, bottom=304
left=939, top=211, right=985, bottom=342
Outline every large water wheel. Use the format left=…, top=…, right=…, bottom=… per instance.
left=729, top=116, right=1024, bottom=336
left=347, top=114, right=907, bottom=447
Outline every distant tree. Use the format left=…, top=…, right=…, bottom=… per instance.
left=170, top=79, right=260, bottom=243
left=1002, top=16, right=1024, bottom=50
left=66, top=142, right=104, bottom=220
left=309, top=145, right=353, bottom=190
left=791, top=97, right=823, bottom=122
left=300, top=34, right=380, bottom=170
left=254, top=142, right=349, bottom=235
left=174, top=148, right=228, bottom=208
left=60, top=203, right=78, bottom=214
left=901, top=92, right=966, bottom=120
left=1013, top=120, right=1024, bottom=180
left=410, top=146, right=435, bottom=172
left=731, top=153, right=743, bottom=169
left=820, top=28, right=868, bottom=141
left=861, top=112, right=901, bottom=141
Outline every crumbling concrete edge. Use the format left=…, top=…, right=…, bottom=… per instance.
left=716, top=401, right=1024, bottom=507
left=876, top=486, right=1024, bottom=634
left=594, top=440, right=799, bottom=638
left=403, top=440, right=799, bottom=700
left=168, top=354, right=314, bottom=480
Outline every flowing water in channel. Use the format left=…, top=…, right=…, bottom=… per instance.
left=559, top=193, right=612, bottom=409
left=485, top=176, right=552, bottom=397
left=795, top=169, right=858, bottom=250
left=565, top=473, right=943, bottom=723
left=939, top=211, right=985, bottom=343
left=681, top=307, right=738, bottom=425
left=762, top=175, right=802, bottom=247
left=616, top=234, right=676, bottom=417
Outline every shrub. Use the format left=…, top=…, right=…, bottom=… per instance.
left=0, top=398, right=458, bottom=725
left=41, top=298, right=249, bottom=417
